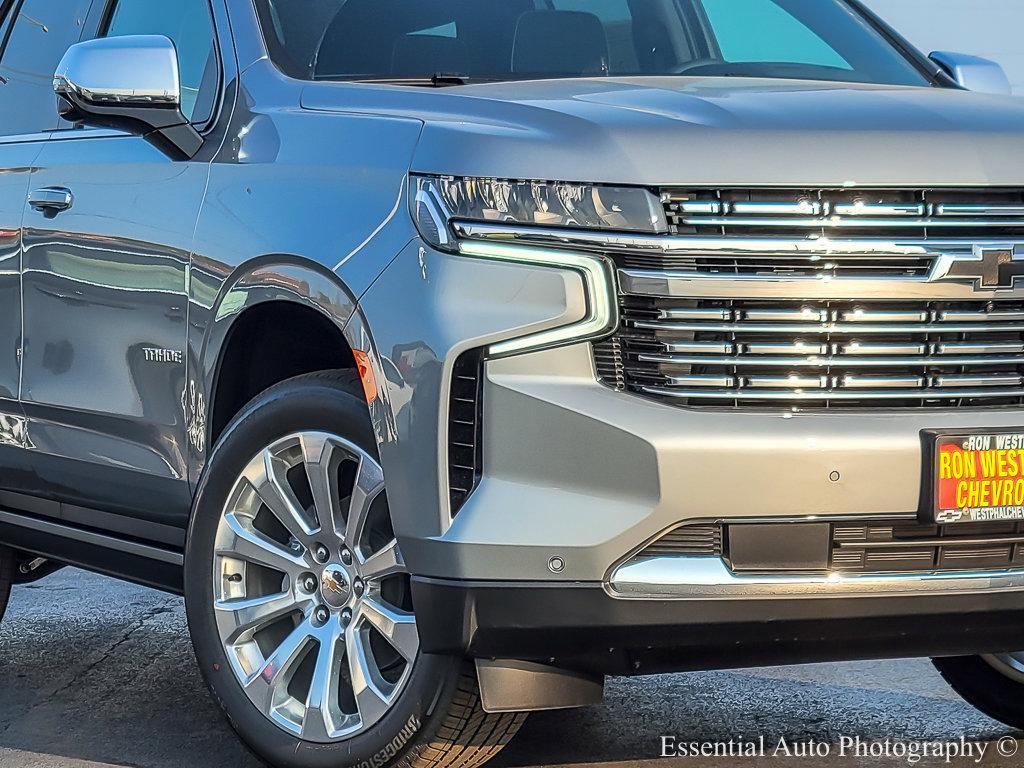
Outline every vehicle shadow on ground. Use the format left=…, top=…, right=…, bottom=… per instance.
left=492, top=672, right=1014, bottom=767
left=0, top=573, right=1016, bottom=768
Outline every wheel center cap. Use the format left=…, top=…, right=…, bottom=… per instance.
left=320, top=567, right=351, bottom=608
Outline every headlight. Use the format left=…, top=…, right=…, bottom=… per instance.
left=412, top=175, right=666, bottom=250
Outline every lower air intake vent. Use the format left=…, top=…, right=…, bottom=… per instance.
left=631, top=519, right=1024, bottom=575
left=641, top=524, right=723, bottom=557
left=448, top=351, right=483, bottom=516
left=830, top=520, right=1024, bottom=573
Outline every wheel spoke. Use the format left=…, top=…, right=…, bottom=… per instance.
left=303, top=624, right=345, bottom=741
left=360, top=538, right=405, bottom=580
left=220, top=512, right=306, bottom=574
left=300, top=433, right=344, bottom=538
left=344, top=456, right=385, bottom=547
left=244, top=619, right=316, bottom=713
left=244, top=448, right=319, bottom=547
left=360, top=597, right=419, bottom=662
left=346, top=626, right=392, bottom=727
left=216, top=590, right=305, bottom=643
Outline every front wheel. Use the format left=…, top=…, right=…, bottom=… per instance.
left=185, top=372, right=526, bottom=768
left=933, top=654, right=1024, bottom=730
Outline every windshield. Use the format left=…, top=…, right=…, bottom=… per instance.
left=254, top=0, right=929, bottom=87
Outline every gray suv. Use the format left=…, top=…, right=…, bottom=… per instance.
left=1, top=0, right=1024, bottom=765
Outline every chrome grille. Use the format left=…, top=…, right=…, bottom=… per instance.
left=648, top=188, right=1024, bottom=276
left=595, top=298, right=1024, bottom=408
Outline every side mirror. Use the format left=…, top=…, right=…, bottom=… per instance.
left=53, top=35, right=202, bottom=159
left=929, top=51, right=1013, bottom=96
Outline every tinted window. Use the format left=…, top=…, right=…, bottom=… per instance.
left=104, top=0, right=217, bottom=122
left=0, top=0, right=93, bottom=137
left=701, top=0, right=851, bottom=70
left=551, top=0, right=639, bottom=73
left=0, top=1, right=13, bottom=40
left=253, top=0, right=928, bottom=87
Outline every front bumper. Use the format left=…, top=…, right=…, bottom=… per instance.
left=408, top=339, right=1024, bottom=673
left=412, top=575, right=1024, bottom=675
left=359, top=239, right=1024, bottom=672
left=404, top=340, right=1024, bottom=584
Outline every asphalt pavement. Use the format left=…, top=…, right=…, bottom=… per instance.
left=0, top=569, right=1020, bottom=768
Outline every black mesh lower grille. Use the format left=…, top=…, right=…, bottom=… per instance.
left=633, top=519, right=1024, bottom=575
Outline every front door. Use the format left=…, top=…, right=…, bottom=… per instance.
left=19, top=0, right=221, bottom=539
left=0, top=0, right=95, bottom=494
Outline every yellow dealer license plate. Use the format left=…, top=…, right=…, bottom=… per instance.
left=923, top=429, right=1024, bottom=524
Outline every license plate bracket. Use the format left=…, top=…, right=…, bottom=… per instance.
left=921, top=428, right=1024, bottom=524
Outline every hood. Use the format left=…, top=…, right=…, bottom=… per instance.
left=300, top=76, right=1024, bottom=187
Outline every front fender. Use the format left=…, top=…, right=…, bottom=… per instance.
left=188, top=258, right=362, bottom=485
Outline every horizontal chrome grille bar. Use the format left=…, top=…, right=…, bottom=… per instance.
left=937, top=204, right=1024, bottom=217
left=630, top=320, right=1024, bottom=334
left=640, top=385, right=1024, bottom=401
left=664, top=340, right=734, bottom=354
left=833, top=203, right=925, bottom=217
left=937, top=342, right=1024, bottom=354
left=679, top=216, right=1024, bottom=229
left=454, top=222, right=1021, bottom=258
left=648, top=307, right=1024, bottom=324
left=933, top=374, right=1024, bottom=388
left=840, top=375, right=925, bottom=389
left=940, top=310, right=1024, bottom=321
left=731, top=201, right=823, bottom=216
left=637, top=354, right=1024, bottom=368
left=842, top=342, right=928, bottom=355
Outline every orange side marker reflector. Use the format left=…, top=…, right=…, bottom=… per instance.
left=353, top=349, right=378, bottom=404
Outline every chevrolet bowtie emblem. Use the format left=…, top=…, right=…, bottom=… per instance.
left=931, top=245, right=1024, bottom=290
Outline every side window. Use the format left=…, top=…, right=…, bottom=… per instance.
left=0, top=0, right=94, bottom=138
left=0, top=1, right=13, bottom=40
left=700, top=0, right=852, bottom=70
left=103, top=0, right=218, bottom=123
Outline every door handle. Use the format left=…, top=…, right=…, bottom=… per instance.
left=28, top=187, right=74, bottom=215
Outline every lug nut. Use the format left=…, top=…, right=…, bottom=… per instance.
left=314, top=606, right=330, bottom=625
left=341, top=608, right=352, bottom=626
left=301, top=575, right=318, bottom=593
left=354, top=579, right=365, bottom=597
left=313, top=544, right=330, bottom=563
left=340, top=548, right=353, bottom=565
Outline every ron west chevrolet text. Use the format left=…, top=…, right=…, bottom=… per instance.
left=0, top=1, right=1023, bottom=766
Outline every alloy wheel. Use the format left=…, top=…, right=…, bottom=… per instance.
left=212, top=432, right=418, bottom=742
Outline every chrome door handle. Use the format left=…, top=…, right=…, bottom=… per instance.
left=28, top=187, right=74, bottom=214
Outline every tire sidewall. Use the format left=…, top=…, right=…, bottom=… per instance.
left=185, top=375, right=460, bottom=768
left=934, top=655, right=1024, bottom=731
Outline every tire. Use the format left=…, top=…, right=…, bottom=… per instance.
left=933, top=654, right=1024, bottom=730
left=185, top=371, right=527, bottom=768
left=0, top=545, right=13, bottom=622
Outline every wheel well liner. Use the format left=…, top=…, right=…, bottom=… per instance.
left=209, top=301, right=356, bottom=444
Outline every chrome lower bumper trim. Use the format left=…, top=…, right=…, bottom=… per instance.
left=607, top=556, right=1024, bottom=600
